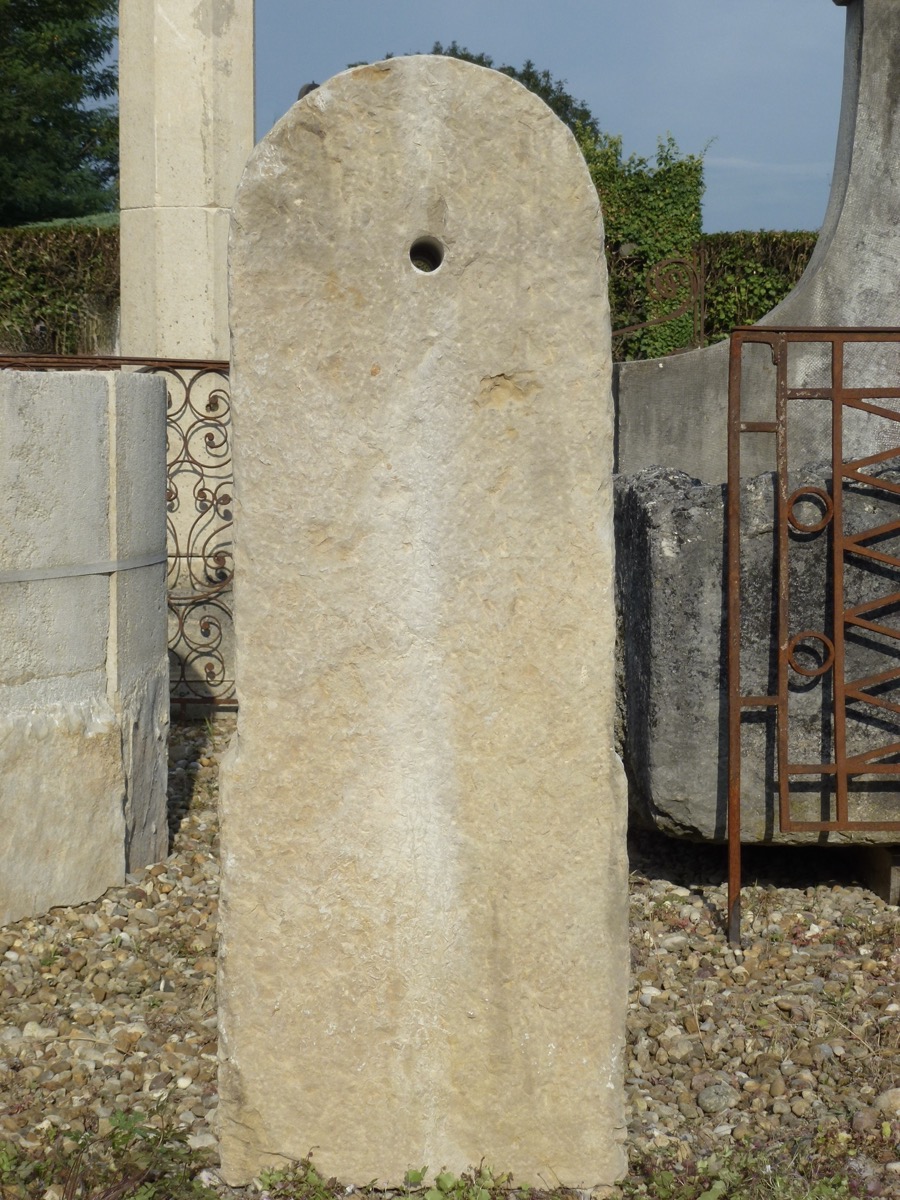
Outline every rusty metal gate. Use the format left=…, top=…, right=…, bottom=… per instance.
left=727, top=327, right=900, bottom=942
left=0, top=355, right=234, bottom=715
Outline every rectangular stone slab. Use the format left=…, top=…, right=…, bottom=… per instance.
left=219, top=54, right=627, bottom=1189
left=0, top=370, right=169, bottom=924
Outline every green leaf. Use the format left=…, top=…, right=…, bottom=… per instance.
left=405, top=1167, right=428, bottom=1186
left=697, top=1181, right=728, bottom=1200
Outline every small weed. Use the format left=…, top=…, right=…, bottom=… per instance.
left=257, top=1156, right=343, bottom=1200
left=258, top=1158, right=528, bottom=1200
left=621, top=1137, right=875, bottom=1199
left=0, top=1107, right=216, bottom=1199
left=36, top=935, right=69, bottom=969
left=422, top=1165, right=512, bottom=1200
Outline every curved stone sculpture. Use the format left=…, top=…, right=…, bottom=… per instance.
left=616, top=0, right=899, bottom=483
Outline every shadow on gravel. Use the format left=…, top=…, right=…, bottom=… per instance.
left=628, top=825, right=877, bottom=893
left=166, top=718, right=233, bottom=852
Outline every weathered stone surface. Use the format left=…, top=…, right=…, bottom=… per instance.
left=219, top=56, right=627, bottom=1189
left=0, top=371, right=169, bottom=925
left=616, top=463, right=900, bottom=845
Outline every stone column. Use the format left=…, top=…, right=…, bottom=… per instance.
left=218, top=56, right=628, bottom=1189
left=0, top=371, right=169, bottom=925
left=118, top=0, right=255, bottom=359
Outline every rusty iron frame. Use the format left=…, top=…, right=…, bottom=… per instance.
left=727, top=327, right=900, bottom=944
left=0, top=354, right=234, bottom=716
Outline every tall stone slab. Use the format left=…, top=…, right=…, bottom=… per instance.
left=0, top=371, right=169, bottom=925
left=118, top=0, right=255, bottom=359
left=219, top=56, right=627, bottom=1188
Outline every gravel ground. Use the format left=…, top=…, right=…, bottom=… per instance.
left=1, top=718, right=898, bottom=1195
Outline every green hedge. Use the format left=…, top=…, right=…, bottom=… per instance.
left=0, top=218, right=817, bottom=362
left=580, top=131, right=705, bottom=361
left=0, top=218, right=119, bottom=354
left=607, top=229, right=818, bottom=360
left=702, top=229, right=818, bottom=344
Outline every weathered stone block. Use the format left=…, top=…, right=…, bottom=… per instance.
left=219, top=55, right=627, bottom=1189
left=616, top=464, right=900, bottom=844
left=0, top=371, right=169, bottom=924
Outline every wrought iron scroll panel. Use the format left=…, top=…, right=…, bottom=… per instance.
left=727, top=328, right=900, bottom=942
left=152, top=363, right=234, bottom=713
left=611, top=248, right=706, bottom=353
left=0, top=355, right=234, bottom=714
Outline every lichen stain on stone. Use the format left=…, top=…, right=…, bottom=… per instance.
left=350, top=63, right=392, bottom=83
left=325, top=272, right=365, bottom=309
left=192, top=0, right=236, bottom=40
left=293, top=120, right=326, bottom=142
left=476, top=373, right=541, bottom=409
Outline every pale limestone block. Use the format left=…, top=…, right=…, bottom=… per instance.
left=2, top=372, right=110, bottom=568
left=0, top=371, right=169, bottom=924
left=220, top=57, right=627, bottom=1188
left=0, top=704, right=125, bottom=924
left=118, top=0, right=254, bottom=358
left=119, top=206, right=232, bottom=359
left=119, top=0, right=254, bottom=210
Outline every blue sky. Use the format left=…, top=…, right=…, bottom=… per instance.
left=254, top=0, right=847, bottom=234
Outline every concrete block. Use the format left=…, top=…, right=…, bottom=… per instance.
left=0, top=371, right=169, bottom=925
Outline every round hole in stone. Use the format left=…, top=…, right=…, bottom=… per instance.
left=409, top=236, right=444, bottom=273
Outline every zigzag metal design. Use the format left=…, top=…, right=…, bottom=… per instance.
left=727, top=327, right=900, bottom=943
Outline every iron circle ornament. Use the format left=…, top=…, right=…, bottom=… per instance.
left=787, top=631, right=835, bottom=678
left=787, top=486, right=834, bottom=534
